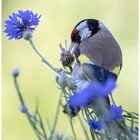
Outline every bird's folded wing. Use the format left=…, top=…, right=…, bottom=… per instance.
left=81, top=63, right=118, bottom=83
left=79, top=30, right=122, bottom=71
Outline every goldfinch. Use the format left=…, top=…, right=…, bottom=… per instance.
left=69, top=19, right=122, bottom=92
left=63, top=19, right=122, bottom=117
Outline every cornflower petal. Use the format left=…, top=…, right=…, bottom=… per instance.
left=89, top=119, right=102, bottom=131
left=108, top=105, right=123, bottom=121
left=4, top=10, right=41, bottom=40
left=69, top=79, right=116, bottom=108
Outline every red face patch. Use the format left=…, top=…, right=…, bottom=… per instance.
left=71, top=29, right=81, bottom=43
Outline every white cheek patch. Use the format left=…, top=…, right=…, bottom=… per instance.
left=99, top=21, right=107, bottom=30
left=76, top=20, right=87, bottom=30
left=79, top=28, right=92, bottom=40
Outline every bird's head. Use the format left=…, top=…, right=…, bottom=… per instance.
left=69, top=19, right=105, bottom=52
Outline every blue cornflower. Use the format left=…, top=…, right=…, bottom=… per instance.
left=108, top=105, right=123, bottom=121
left=89, top=119, right=102, bottom=131
left=4, top=10, right=41, bottom=40
left=69, top=79, right=116, bottom=108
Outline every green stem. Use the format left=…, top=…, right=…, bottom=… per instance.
left=78, top=114, right=90, bottom=140
left=119, top=121, right=134, bottom=139
left=70, top=118, right=78, bottom=140
left=84, top=109, right=96, bottom=140
left=14, top=76, right=44, bottom=140
left=28, top=39, right=58, bottom=74
left=14, top=77, right=25, bottom=105
left=26, top=113, right=43, bottom=140
left=110, top=94, right=116, bottom=106
left=131, top=116, right=134, bottom=133
left=46, top=118, right=52, bottom=132
left=37, top=112, right=47, bottom=139
left=123, top=110, right=138, bottom=119
left=48, top=95, right=61, bottom=140
left=62, top=88, right=77, bottom=140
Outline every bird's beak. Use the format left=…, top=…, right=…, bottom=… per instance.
left=68, top=42, right=79, bottom=54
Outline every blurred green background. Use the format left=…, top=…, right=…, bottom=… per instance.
left=2, top=0, right=138, bottom=140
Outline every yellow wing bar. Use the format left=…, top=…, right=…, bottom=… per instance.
left=78, top=54, right=122, bottom=76
left=112, top=65, right=121, bottom=76
left=78, top=54, right=90, bottom=64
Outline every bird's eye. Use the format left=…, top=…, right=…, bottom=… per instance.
left=71, top=29, right=81, bottom=43
left=89, top=25, right=94, bottom=30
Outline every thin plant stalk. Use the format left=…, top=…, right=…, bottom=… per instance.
left=28, top=39, right=58, bottom=73
left=84, top=109, right=96, bottom=140
left=14, top=76, right=46, bottom=140
left=69, top=119, right=78, bottom=140
left=48, top=94, right=62, bottom=140
left=110, top=94, right=116, bottom=106
left=62, top=88, right=78, bottom=140
left=34, top=99, right=47, bottom=139
left=77, top=114, right=90, bottom=140
left=37, top=112, right=47, bottom=139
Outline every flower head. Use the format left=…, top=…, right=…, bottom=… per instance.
left=89, top=119, right=102, bottom=131
left=69, top=79, right=116, bottom=108
left=108, top=105, right=123, bottom=121
left=63, top=104, right=80, bottom=117
left=4, top=10, right=41, bottom=40
left=12, top=67, right=20, bottom=77
left=19, top=103, right=28, bottom=113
